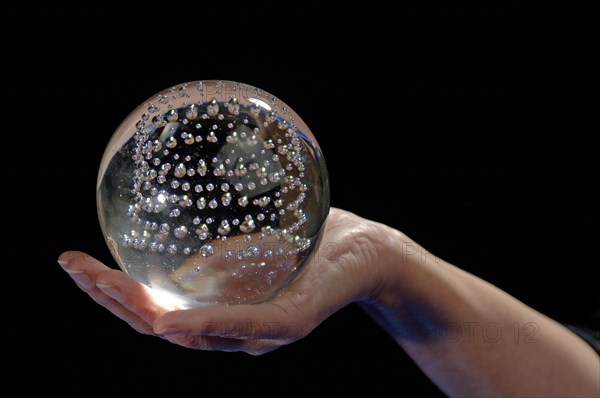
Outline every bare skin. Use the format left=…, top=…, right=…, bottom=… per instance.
left=59, top=208, right=600, bottom=397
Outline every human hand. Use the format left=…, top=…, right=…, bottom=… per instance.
left=59, top=208, right=399, bottom=355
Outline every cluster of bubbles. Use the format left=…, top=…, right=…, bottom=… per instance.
left=97, top=80, right=329, bottom=308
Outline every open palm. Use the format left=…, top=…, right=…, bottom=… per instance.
left=59, top=208, right=393, bottom=355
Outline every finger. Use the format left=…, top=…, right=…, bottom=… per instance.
left=59, top=251, right=168, bottom=322
left=163, top=333, right=282, bottom=355
left=84, top=285, right=155, bottom=335
left=154, top=300, right=306, bottom=342
left=94, top=268, right=168, bottom=325
left=58, top=250, right=114, bottom=290
left=58, top=251, right=161, bottom=333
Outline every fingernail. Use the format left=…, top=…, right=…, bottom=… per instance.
left=57, top=259, right=68, bottom=269
left=66, top=270, right=95, bottom=290
left=96, top=283, right=123, bottom=302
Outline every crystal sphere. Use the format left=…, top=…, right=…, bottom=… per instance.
left=97, top=80, right=329, bottom=308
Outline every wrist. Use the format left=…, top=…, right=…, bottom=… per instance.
left=361, top=226, right=433, bottom=310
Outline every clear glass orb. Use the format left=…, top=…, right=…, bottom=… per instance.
left=97, top=80, right=329, bottom=308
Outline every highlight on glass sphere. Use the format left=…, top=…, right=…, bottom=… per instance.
left=97, top=80, right=330, bottom=308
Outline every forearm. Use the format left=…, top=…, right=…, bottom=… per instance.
left=361, top=234, right=600, bottom=397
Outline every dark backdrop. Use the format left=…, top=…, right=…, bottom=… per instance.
left=1, top=2, right=594, bottom=395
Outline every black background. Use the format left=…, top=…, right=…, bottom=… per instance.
left=1, top=1, right=595, bottom=395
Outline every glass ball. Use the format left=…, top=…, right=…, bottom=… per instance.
left=97, top=80, right=329, bottom=308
